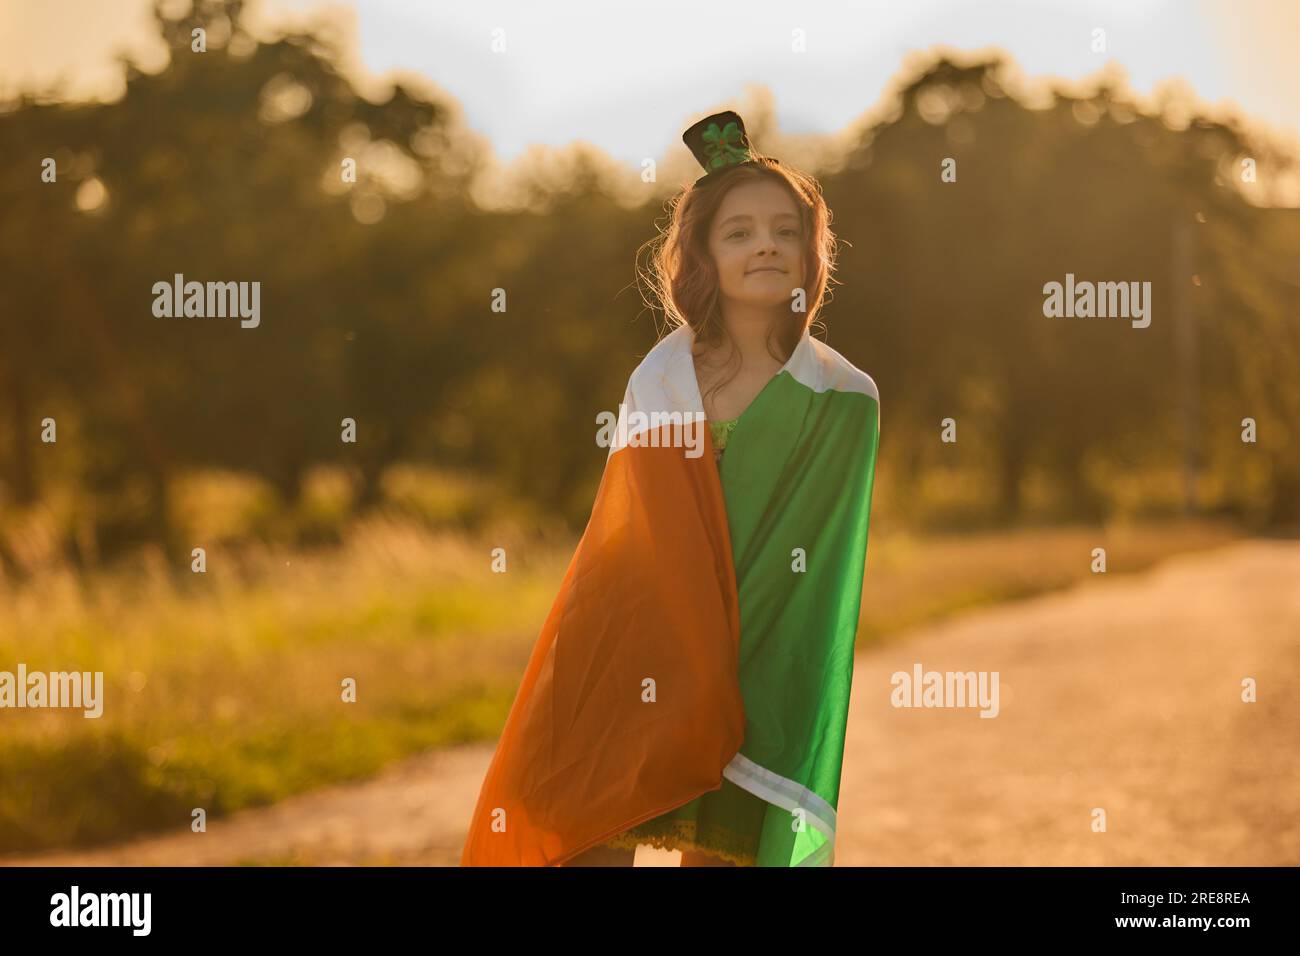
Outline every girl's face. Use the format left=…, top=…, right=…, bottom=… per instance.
left=707, top=178, right=806, bottom=311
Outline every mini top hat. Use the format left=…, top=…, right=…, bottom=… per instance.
left=682, top=110, right=779, bottom=187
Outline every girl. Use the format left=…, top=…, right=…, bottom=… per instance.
left=461, top=111, right=880, bottom=868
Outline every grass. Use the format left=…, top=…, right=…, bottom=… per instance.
left=0, top=511, right=563, bottom=856
left=0, top=469, right=1248, bottom=856
left=857, top=518, right=1245, bottom=644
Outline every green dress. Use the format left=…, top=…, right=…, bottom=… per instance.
left=599, top=416, right=770, bottom=865
left=707, top=417, right=739, bottom=462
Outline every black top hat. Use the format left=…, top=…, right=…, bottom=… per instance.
left=682, top=110, right=779, bottom=186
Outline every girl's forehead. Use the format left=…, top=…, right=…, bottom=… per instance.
left=715, top=183, right=800, bottom=222
left=718, top=180, right=795, bottom=208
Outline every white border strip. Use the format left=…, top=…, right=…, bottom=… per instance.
left=722, top=751, right=838, bottom=866
left=607, top=322, right=879, bottom=457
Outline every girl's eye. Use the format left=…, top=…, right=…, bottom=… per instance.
left=725, top=228, right=798, bottom=240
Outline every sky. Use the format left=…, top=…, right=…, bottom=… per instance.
left=1, top=0, right=1297, bottom=174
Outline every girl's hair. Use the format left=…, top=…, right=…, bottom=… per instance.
left=637, top=154, right=839, bottom=409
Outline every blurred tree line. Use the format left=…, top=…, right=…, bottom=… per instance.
left=1, top=0, right=1297, bottom=572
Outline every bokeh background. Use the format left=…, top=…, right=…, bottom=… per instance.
left=1, top=0, right=1297, bottom=864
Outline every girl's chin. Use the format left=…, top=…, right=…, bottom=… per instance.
left=742, top=275, right=794, bottom=293
left=724, top=289, right=794, bottom=307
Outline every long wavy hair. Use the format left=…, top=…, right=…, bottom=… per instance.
left=637, top=154, right=839, bottom=409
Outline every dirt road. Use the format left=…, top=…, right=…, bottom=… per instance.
left=7, top=538, right=1298, bottom=866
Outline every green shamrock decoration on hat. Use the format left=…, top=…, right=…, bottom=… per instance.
left=701, top=120, right=752, bottom=170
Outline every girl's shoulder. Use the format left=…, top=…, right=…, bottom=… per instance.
left=803, top=336, right=879, bottom=405
left=624, top=325, right=697, bottom=408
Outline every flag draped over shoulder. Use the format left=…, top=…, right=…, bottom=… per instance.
left=460, top=322, right=880, bottom=867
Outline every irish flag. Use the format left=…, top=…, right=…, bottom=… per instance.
left=461, top=321, right=880, bottom=866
